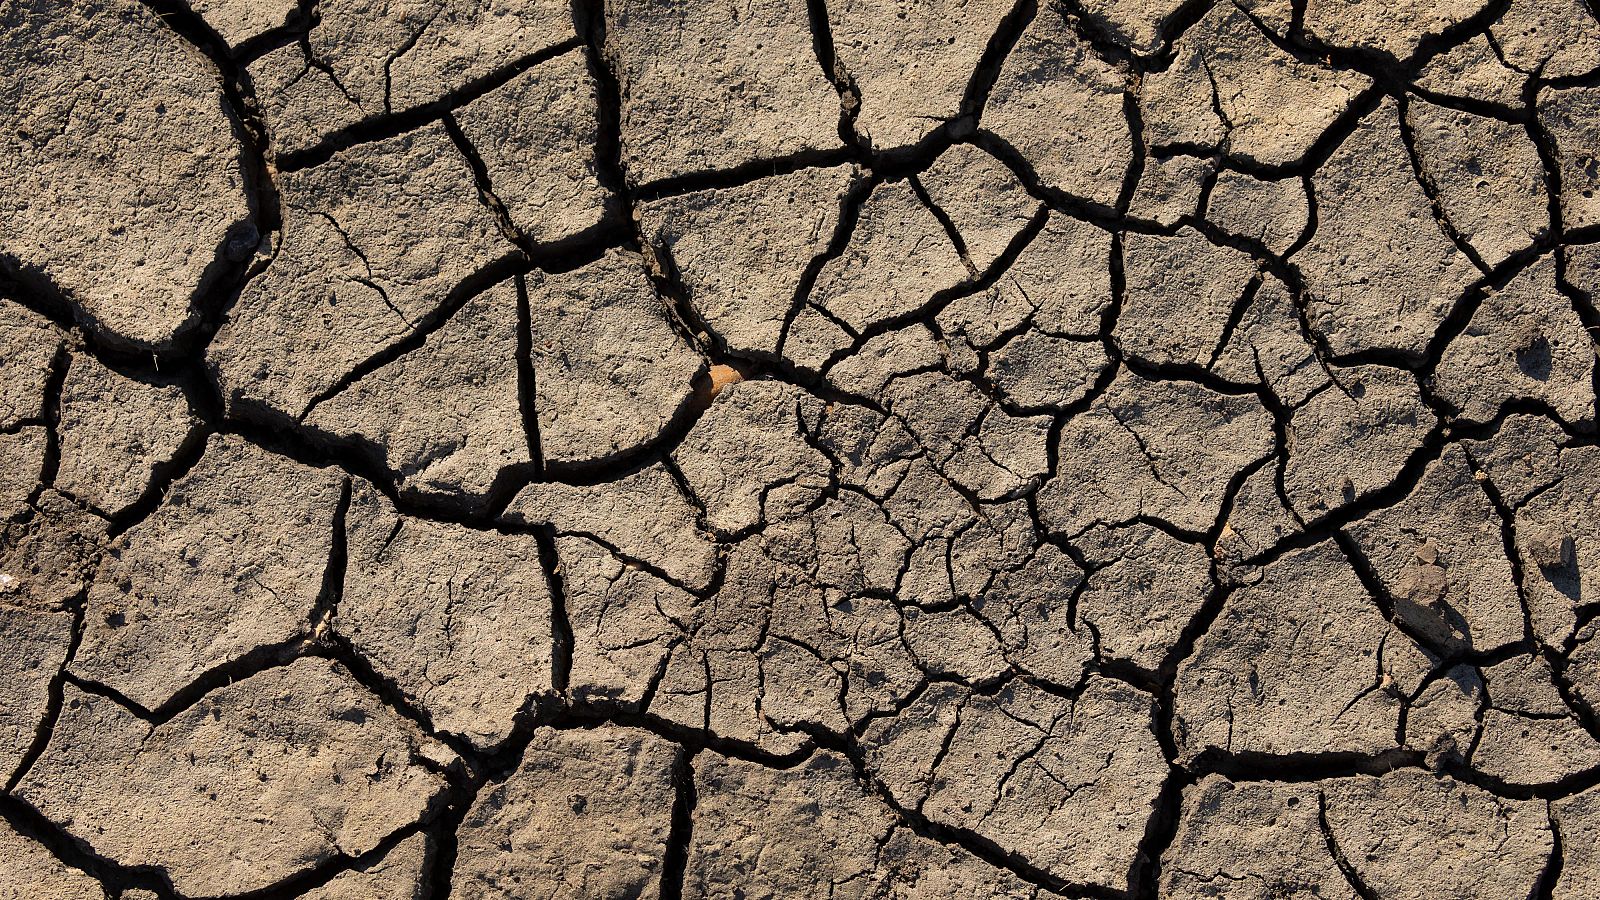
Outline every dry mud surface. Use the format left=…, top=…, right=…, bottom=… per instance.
left=3, top=0, right=1600, bottom=898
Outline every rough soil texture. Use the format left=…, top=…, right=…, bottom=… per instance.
left=2, top=1, right=1600, bottom=898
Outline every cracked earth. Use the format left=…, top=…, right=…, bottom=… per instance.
left=3, top=0, right=1600, bottom=898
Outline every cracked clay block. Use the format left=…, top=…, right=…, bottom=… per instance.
left=10, top=2, right=1600, bottom=898
left=339, top=481, right=553, bottom=747
left=209, top=123, right=515, bottom=419
left=54, top=354, right=198, bottom=519
left=248, top=0, right=575, bottom=157
left=1300, top=97, right=1482, bottom=360
left=607, top=0, right=842, bottom=183
left=16, top=658, right=453, bottom=897
left=305, top=277, right=529, bottom=509
left=639, top=164, right=859, bottom=358
left=1175, top=540, right=1409, bottom=761
left=829, top=0, right=1015, bottom=150
left=983, top=4, right=1130, bottom=207
left=0, top=816, right=103, bottom=900
left=72, top=434, right=346, bottom=711
left=0, top=0, right=252, bottom=350
left=455, top=726, right=678, bottom=899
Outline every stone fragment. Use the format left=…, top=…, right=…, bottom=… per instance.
left=300, top=832, right=429, bottom=900
left=1300, top=98, right=1480, bottom=359
left=1414, top=34, right=1525, bottom=108
left=1176, top=540, right=1408, bottom=761
left=453, top=49, right=610, bottom=244
left=672, top=380, right=830, bottom=536
left=0, top=0, right=252, bottom=349
left=1322, top=770, right=1553, bottom=900
left=1435, top=255, right=1595, bottom=427
left=808, top=179, right=969, bottom=335
left=1407, top=100, right=1547, bottom=266
left=1119, top=227, right=1258, bottom=366
left=455, top=726, right=678, bottom=899
left=340, top=482, right=552, bottom=747
left=606, top=0, right=841, bottom=182
left=639, top=165, right=857, bottom=358
left=210, top=124, right=514, bottom=418
left=1160, top=776, right=1358, bottom=900
left=249, top=0, right=575, bottom=156
left=0, top=303, right=60, bottom=430
left=1205, top=171, right=1309, bottom=254
left=1538, top=85, right=1600, bottom=231
left=306, top=277, right=528, bottom=508
left=528, top=250, right=704, bottom=467
left=0, top=817, right=103, bottom=900
left=1473, top=653, right=1600, bottom=788
left=1142, top=4, right=1371, bottom=169
left=73, top=435, right=345, bottom=710
left=1281, top=366, right=1432, bottom=521
left=917, top=143, right=1042, bottom=271
left=1346, top=446, right=1524, bottom=653
left=1040, top=369, right=1274, bottom=536
left=984, top=5, right=1130, bottom=207
left=17, top=658, right=453, bottom=897
left=506, top=462, right=714, bottom=590
left=1073, top=522, right=1213, bottom=670
left=1493, top=0, right=1600, bottom=80
left=189, top=0, right=299, bottom=48
left=1300, top=0, right=1493, bottom=61
left=0, top=602, right=72, bottom=785
left=686, top=751, right=1040, bottom=899
left=54, top=355, right=197, bottom=518
left=1555, top=784, right=1600, bottom=900
left=862, top=677, right=1164, bottom=890
left=829, top=0, right=1012, bottom=149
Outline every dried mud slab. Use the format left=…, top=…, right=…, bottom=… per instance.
left=607, top=0, right=842, bottom=182
left=339, top=481, right=553, bottom=747
left=16, top=658, right=453, bottom=896
left=983, top=5, right=1130, bottom=207
left=209, top=124, right=516, bottom=419
left=248, top=0, right=575, bottom=156
left=1142, top=3, right=1371, bottom=170
left=829, top=0, right=1015, bottom=150
left=72, top=435, right=346, bottom=710
left=0, top=0, right=252, bottom=349
left=8, top=1, right=1600, bottom=897
left=455, top=726, right=678, bottom=898
left=641, top=164, right=858, bottom=358
left=0, top=816, right=103, bottom=900
left=1300, top=97, right=1480, bottom=359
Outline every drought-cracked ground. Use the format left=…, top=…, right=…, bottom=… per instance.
left=5, top=0, right=1600, bottom=898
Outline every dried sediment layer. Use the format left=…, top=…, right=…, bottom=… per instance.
left=2, top=1, right=1600, bottom=898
